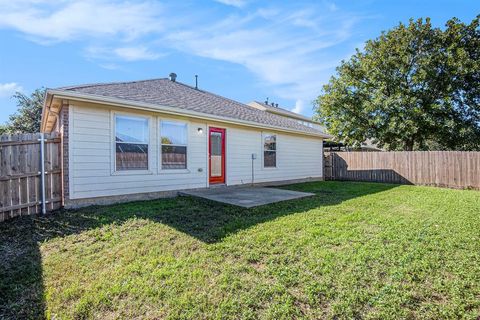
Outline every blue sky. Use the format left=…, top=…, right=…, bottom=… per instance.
left=0, top=0, right=478, bottom=123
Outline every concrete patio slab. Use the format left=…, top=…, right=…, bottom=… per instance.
left=179, top=186, right=315, bottom=208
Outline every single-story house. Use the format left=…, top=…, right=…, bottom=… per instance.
left=41, top=73, right=331, bottom=208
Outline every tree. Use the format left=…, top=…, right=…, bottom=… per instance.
left=0, top=88, right=45, bottom=134
left=315, top=16, right=480, bottom=151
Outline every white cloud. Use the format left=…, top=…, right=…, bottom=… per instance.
left=0, top=0, right=163, bottom=42
left=0, top=82, right=23, bottom=98
left=291, top=100, right=305, bottom=114
left=324, top=1, right=338, bottom=12
left=99, top=63, right=121, bottom=70
left=0, top=1, right=362, bottom=116
left=85, top=45, right=163, bottom=62
left=214, top=0, right=247, bottom=8
left=113, top=47, right=161, bottom=61
left=167, top=7, right=358, bottom=112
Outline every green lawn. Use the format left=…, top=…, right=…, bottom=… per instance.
left=1, top=181, right=479, bottom=319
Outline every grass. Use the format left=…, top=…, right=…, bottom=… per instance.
left=0, top=181, right=479, bottom=319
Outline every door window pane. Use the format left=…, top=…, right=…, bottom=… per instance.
left=210, top=131, right=222, bottom=177
left=210, top=132, right=222, bottom=155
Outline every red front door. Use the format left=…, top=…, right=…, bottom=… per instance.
left=209, top=127, right=226, bottom=184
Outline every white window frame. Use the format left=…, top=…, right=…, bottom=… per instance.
left=159, top=119, right=190, bottom=173
left=262, top=132, right=277, bottom=169
left=111, top=112, right=152, bottom=175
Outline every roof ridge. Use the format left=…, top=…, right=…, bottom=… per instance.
left=170, top=81, right=320, bottom=130
left=57, top=77, right=169, bottom=91
left=57, top=76, right=272, bottom=118
left=173, top=80, right=270, bottom=114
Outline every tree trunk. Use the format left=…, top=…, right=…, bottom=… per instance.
left=404, top=138, right=414, bottom=151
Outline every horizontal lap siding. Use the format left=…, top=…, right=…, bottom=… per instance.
left=70, top=102, right=323, bottom=200
left=70, top=104, right=207, bottom=199
left=226, top=127, right=323, bottom=185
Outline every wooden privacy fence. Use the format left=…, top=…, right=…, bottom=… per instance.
left=324, top=151, right=480, bottom=189
left=0, top=133, right=62, bottom=222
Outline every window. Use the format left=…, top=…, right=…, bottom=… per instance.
left=115, top=115, right=149, bottom=171
left=161, top=121, right=187, bottom=169
left=263, top=134, right=276, bottom=167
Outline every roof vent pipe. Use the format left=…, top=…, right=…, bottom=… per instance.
left=169, top=72, right=177, bottom=82
left=275, top=103, right=278, bottom=108
left=265, top=97, right=269, bottom=105
left=195, top=75, right=198, bottom=89
left=271, top=102, right=275, bottom=107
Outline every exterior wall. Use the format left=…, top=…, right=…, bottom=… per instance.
left=68, top=101, right=323, bottom=202
left=225, top=126, right=323, bottom=185
left=68, top=102, right=207, bottom=201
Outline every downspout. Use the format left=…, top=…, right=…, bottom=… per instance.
left=251, top=153, right=257, bottom=185
left=251, top=155, right=254, bottom=185
left=39, top=133, right=46, bottom=215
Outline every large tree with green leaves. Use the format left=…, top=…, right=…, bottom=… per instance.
left=0, top=88, right=45, bottom=134
left=315, top=16, right=480, bottom=151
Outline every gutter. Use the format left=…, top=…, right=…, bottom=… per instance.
left=46, top=89, right=332, bottom=139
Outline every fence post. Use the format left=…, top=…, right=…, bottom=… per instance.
left=39, top=133, right=46, bottom=215
left=332, top=153, right=335, bottom=180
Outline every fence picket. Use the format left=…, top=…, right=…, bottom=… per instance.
left=324, top=151, right=480, bottom=190
left=0, top=133, right=61, bottom=222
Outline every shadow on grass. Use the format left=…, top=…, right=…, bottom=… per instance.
left=0, top=181, right=396, bottom=319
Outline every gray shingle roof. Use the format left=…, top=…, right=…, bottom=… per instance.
left=251, top=101, right=314, bottom=122
left=57, top=78, right=326, bottom=136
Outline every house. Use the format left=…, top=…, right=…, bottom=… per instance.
left=248, top=100, right=325, bottom=131
left=249, top=101, right=382, bottom=153
left=324, top=139, right=383, bottom=152
left=41, top=74, right=330, bottom=208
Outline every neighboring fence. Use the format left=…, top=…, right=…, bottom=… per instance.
left=0, top=133, right=62, bottom=222
left=324, top=151, right=480, bottom=190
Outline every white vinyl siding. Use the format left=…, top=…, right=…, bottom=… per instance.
left=69, top=102, right=323, bottom=200
left=226, top=127, right=323, bottom=186
left=69, top=103, right=207, bottom=199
